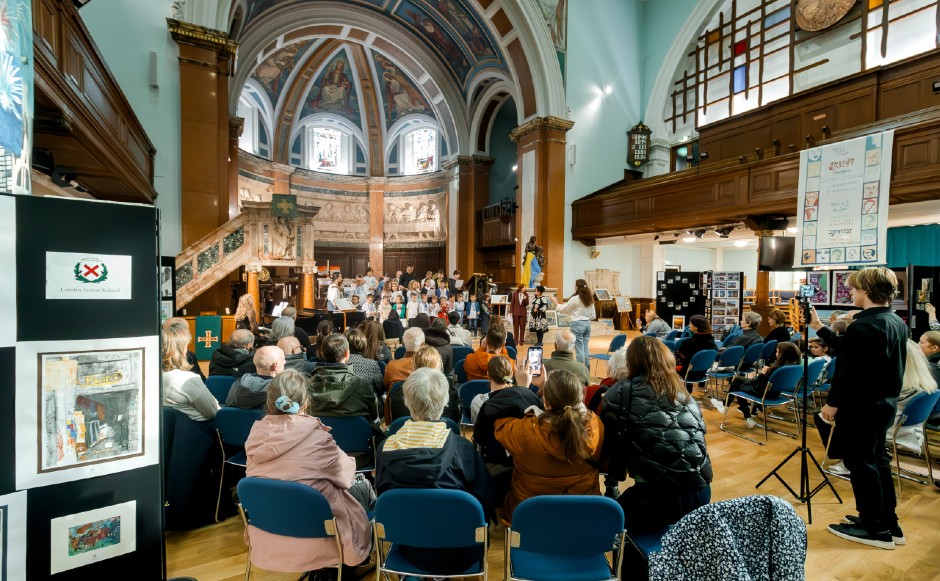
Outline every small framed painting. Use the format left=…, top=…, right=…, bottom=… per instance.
left=672, top=315, right=686, bottom=330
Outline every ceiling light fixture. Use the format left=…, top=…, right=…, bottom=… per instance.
left=733, top=240, right=749, bottom=247
left=694, top=229, right=706, bottom=239
left=604, top=84, right=613, bottom=95
left=653, top=235, right=660, bottom=241
left=787, top=226, right=799, bottom=233
left=715, top=226, right=734, bottom=238
left=683, top=235, right=697, bottom=243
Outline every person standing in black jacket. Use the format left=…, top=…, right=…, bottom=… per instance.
left=601, top=336, right=712, bottom=533
left=822, top=268, right=908, bottom=550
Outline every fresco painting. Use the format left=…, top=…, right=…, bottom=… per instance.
left=301, top=50, right=363, bottom=127
left=250, top=40, right=311, bottom=105
left=372, top=51, right=435, bottom=128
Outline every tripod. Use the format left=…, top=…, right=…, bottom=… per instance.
left=756, top=298, right=842, bottom=523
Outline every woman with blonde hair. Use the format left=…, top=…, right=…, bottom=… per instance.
left=245, top=370, right=374, bottom=576
left=162, top=325, right=219, bottom=421
left=234, top=293, right=259, bottom=334
left=888, top=340, right=938, bottom=453
left=495, top=369, right=604, bottom=520
left=601, top=336, right=711, bottom=532
left=556, top=279, right=596, bottom=367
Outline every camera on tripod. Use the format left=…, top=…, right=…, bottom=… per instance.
left=798, top=284, right=818, bottom=300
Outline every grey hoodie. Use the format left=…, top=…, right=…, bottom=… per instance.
left=225, top=373, right=273, bottom=409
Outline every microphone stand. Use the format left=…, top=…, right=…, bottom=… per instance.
left=756, top=296, right=842, bottom=523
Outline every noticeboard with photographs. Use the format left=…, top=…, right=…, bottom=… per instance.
left=708, top=271, right=744, bottom=336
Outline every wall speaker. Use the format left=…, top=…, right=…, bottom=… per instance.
left=149, top=51, right=159, bottom=89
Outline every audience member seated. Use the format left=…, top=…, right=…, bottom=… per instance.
left=585, top=346, right=630, bottom=414
left=713, top=342, right=801, bottom=427
left=921, top=331, right=940, bottom=427
left=307, top=334, right=379, bottom=426
left=280, top=306, right=311, bottom=347
left=447, top=311, right=472, bottom=346
left=464, top=325, right=510, bottom=381
left=345, top=328, right=383, bottom=397
left=885, top=340, right=937, bottom=453
left=471, top=359, right=543, bottom=502
left=375, top=368, right=496, bottom=574
left=384, top=327, right=424, bottom=389
left=163, top=317, right=206, bottom=380
left=543, top=329, right=590, bottom=386
left=225, top=346, right=285, bottom=409
left=424, top=318, right=456, bottom=379
left=360, top=320, right=393, bottom=364
left=268, top=316, right=296, bottom=347
left=764, top=309, right=792, bottom=355
left=162, top=325, right=219, bottom=421
left=388, top=346, right=461, bottom=424
left=727, top=311, right=763, bottom=349
left=601, top=336, right=712, bottom=532
left=209, top=329, right=257, bottom=378
left=495, top=369, right=604, bottom=520
left=643, top=309, right=671, bottom=339
left=809, top=305, right=850, bottom=357
left=675, top=314, right=718, bottom=377
left=244, top=370, right=374, bottom=577
left=309, top=319, right=334, bottom=361
left=808, top=337, right=833, bottom=365
left=278, top=336, right=315, bottom=374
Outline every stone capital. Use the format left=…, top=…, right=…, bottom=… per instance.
left=167, top=18, right=237, bottom=55
left=245, top=263, right=263, bottom=274
left=509, top=116, right=575, bottom=143
left=229, top=116, right=245, bottom=138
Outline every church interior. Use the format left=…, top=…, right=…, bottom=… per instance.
left=2, top=0, right=940, bottom=579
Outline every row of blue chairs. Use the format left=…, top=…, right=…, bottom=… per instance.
left=238, top=480, right=626, bottom=581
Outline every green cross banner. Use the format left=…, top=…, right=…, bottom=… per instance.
left=194, top=316, right=222, bottom=360
left=271, top=194, right=298, bottom=218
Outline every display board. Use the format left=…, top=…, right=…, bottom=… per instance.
left=0, top=194, right=164, bottom=580
left=794, top=131, right=894, bottom=268
left=706, top=271, right=743, bottom=336
left=655, top=271, right=707, bottom=330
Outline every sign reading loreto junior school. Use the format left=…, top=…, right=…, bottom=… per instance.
left=794, top=130, right=893, bottom=268
left=46, top=252, right=133, bottom=299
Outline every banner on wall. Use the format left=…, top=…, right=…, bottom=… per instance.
left=195, top=315, right=222, bottom=360
left=793, top=130, right=894, bottom=268
left=0, top=0, right=33, bottom=195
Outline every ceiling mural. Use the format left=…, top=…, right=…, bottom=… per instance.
left=250, top=40, right=313, bottom=105
left=372, top=50, right=435, bottom=129
left=237, top=0, right=506, bottom=89
left=300, top=49, right=363, bottom=128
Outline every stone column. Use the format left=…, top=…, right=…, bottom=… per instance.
left=367, top=178, right=386, bottom=274
left=245, top=264, right=262, bottom=321
left=510, top=116, right=574, bottom=290
left=167, top=19, right=237, bottom=246
left=444, top=156, right=494, bottom=278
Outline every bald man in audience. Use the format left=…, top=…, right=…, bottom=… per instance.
left=162, top=317, right=206, bottom=380
left=543, top=329, right=590, bottom=385
left=225, top=346, right=285, bottom=409
left=209, top=329, right=256, bottom=378
left=278, top=336, right=315, bottom=374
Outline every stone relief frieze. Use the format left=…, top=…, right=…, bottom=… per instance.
left=384, top=192, right=445, bottom=242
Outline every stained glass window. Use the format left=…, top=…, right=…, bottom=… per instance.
left=666, top=0, right=939, bottom=133
left=402, top=127, right=437, bottom=175
left=311, top=127, right=344, bottom=173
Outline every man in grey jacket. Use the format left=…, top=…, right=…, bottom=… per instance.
left=225, top=346, right=285, bottom=409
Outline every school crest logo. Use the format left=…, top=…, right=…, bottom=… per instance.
left=73, top=258, right=109, bottom=284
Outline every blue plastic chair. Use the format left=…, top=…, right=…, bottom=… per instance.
left=706, top=345, right=745, bottom=397
left=318, top=416, right=375, bottom=472
left=790, top=358, right=828, bottom=402
left=673, top=337, right=687, bottom=352
left=507, top=345, right=517, bottom=360
left=737, top=343, right=765, bottom=377
left=377, top=359, right=387, bottom=377
left=215, top=407, right=264, bottom=467
left=891, top=390, right=940, bottom=489
left=665, top=329, right=679, bottom=341
left=791, top=331, right=802, bottom=343
left=720, top=365, right=804, bottom=445
left=760, top=340, right=779, bottom=364
left=205, top=375, right=236, bottom=405
left=237, top=477, right=344, bottom=580
left=394, top=345, right=407, bottom=359
left=818, top=357, right=836, bottom=392
left=643, top=331, right=658, bottom=337
left=386, top=416, right=460, bottom=437
left=453, top=345, right=473, bottom=365
left=374, top=489, right=488, bottom=579
left=589, top=334, right=628, bottom=376
left=664, top=339, right=676, bottom=352
left=455, top=359, right=468, bottom=384
left=459, top=380, right=490, bottom=426
left=682, top=349, right=718, bottom=393
left=506, top=495, right=625, bottom=581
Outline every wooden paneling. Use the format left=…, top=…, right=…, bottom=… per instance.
left=482, top=249, right=516, bottom=287
left=478, top=216, right=515, bottom=248
left=383, top=246, right=447, bottom=278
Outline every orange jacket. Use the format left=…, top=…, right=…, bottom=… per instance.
left=494, top=411, right=604, bottom=519
left=463, top=346, right=512, bottom=380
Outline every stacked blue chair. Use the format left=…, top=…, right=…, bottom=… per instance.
left=505, top=495, right=625, bottom=581
left=720, top=365, right=803, bottom=445
left=459, top=380, right=490, bottom=427
left=205, top=375, right=236, bottom=406
left=374, top=489, right=488, bottom=580
left=237, top=477, right=344, bottom=581
left=589, top=334, right=628, bottom=376
left=318, top=416, right=376, bottom=473
left=215, top=407, right=265, bottom=467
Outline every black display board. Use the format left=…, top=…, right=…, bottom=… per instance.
left=1, top=194, right=164, bottom=580
left=706, top=271, right=744, bottom=338
left=910, top=265, right=939, bottom=339
left=655, top=271, right=707, bottom=330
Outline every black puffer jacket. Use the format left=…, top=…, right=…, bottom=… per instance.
left=422, top=327, right=455, bottom=377
left=601, top=375, right=712, bottom=490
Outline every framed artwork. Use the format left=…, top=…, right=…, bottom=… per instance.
left=806, top=271, right=831, bottom=305
left=615, top=296, right=632, bottom=312
left=594, top=288, right=612, bottom=301
left=50, top=501, right=137, bottom=574
left=832, top=270, right=854, bottom=307
left=545, top=310, right=558, bottom=328
left=159, top=300, right=174, bottom=324
left=891, top=269, right=908, bottom=311
left=159, top=265, right=173, bottom=300
left=665, top=265, right=681, bottom=272
left=490, top=295, right=508, bottom=305
left=15, top=336, right=160, bottom=489
left=556, top=312, right=571, bottom=327
left=0, top=491, right=26, bottom=581
left=672, top=315, right=686, bottom=330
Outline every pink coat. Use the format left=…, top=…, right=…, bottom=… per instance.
left=244, top=414, right=372, bottom=571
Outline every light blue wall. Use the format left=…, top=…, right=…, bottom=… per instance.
left=639, top=0, right=697, bottom=114
left=664, top=246, right=715, bottom=271
left=564, top=0, right=643, bottom=290
left=82, top=0, right=183, bottom=255
left=488, top=99, right=517, bottom=205
left=722, top=249, right=758, bottom=288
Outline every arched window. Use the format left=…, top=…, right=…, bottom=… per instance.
left=292, top=115, right=367, bottom=175
left=307, top=126, right=349, bottom=174
left=237, top=83, right=273, bottom=159
left=402, top=127, right=438, bottom=175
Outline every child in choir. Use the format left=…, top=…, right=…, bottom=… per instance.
left=452, top=295, right=464, bottom=324
left=480, top=294, right=492, bottom=335
left=379, top=296, right=392, bottom=322
left=362, top=294, right=377, bottom=320
left=418, top=292, right=430, bottom=315
left=437, top=295, right=449, bottom=320
left=467, top=294, right=480, bottom=336
left=438, top=281, right=450, bottom=301
left=350, top=295, right=361, bottom=310
left=393, top=295, right=407, bottom=320
left=406, top=293, right=420, bottom=320
left=428, top=295, right=441, bottom=318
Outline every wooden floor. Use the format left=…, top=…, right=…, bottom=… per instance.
left=168, top=331, right=940, bottom=581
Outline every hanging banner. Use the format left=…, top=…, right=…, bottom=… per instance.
left=194, top=315, right=222, bottom=360
left=794, top=130, right=893, bottom=267
left=0, top=0, right=33, bottom=195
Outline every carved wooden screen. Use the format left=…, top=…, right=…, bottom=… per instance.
left=666, top=0, right=940, bottom=133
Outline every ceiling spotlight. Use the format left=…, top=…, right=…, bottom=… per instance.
left=683, top=235, right=697, bottom=243
left=653, top=235, right=660, bottom=241
left=787, top=226, right=799, bottom=233
left=715, top=226, right=734, bottom=238
left=733, top=240, right=749, bottom=247
left=694, top=229, right=706, bottom=239
left=511, top=164, right=518, bottom=172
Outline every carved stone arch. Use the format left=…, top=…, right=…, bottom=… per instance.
left=469, top=80, right=518, bottom=155
left=229, top=5, right=468, bottom=157
left=228, top=2, right=245, bottom=38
